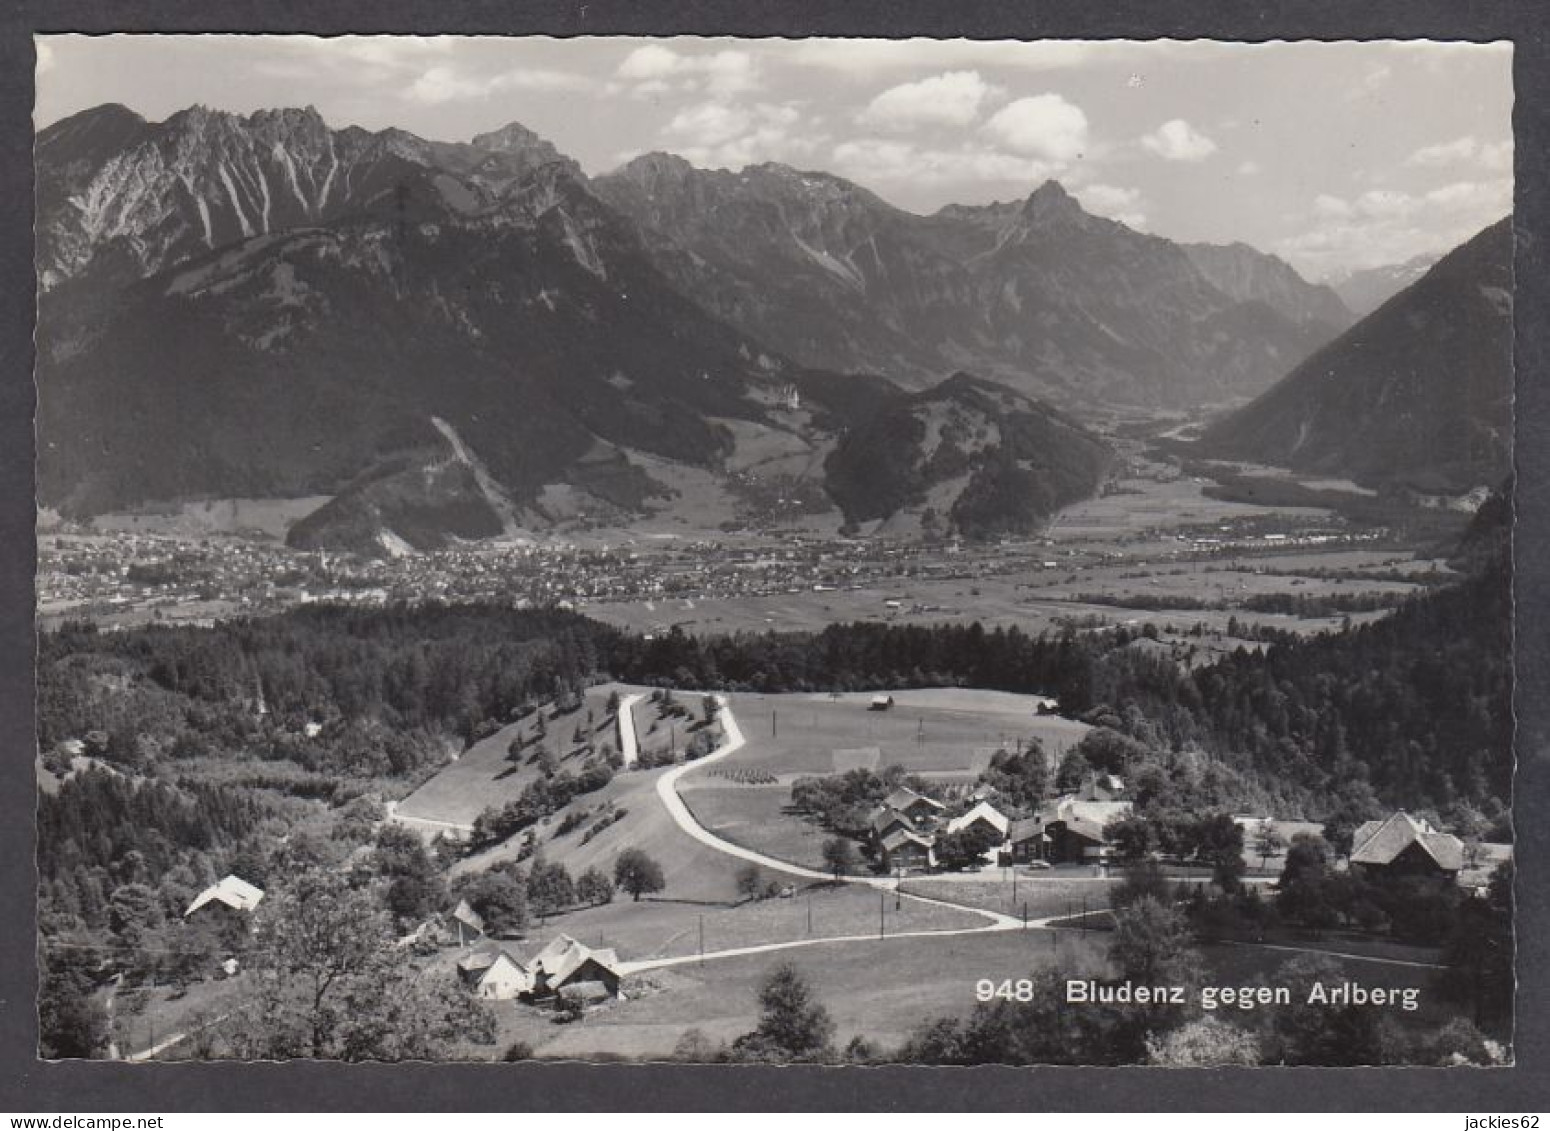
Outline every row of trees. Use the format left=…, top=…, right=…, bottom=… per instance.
left=38, top=606, right=623, bottom=780
left=39, top=542, right=1510, bottom=825
left=788, top=765, right=936, bottom=838
left=613, top=554, right=1510, bottom=820
left=467, top=756, right=617, bottom=851
left=455, top=846, right=666, bottom=938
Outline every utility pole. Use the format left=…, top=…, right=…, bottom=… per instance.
left=879, top=891, right=885, bottom=939
left=1022, top=902, right=1028, bottom=930
left=807, top=897, right=812, bottom=935
left=772, top=710, right=778, bottom=738
left=698, top=914, right=705, bottom=965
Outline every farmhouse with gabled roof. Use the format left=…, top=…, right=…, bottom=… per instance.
left=883, top=786, right=945, bottom=824
left=1349, top=811, right=1464, bottom=879
left=456, top=946, right=534, bottom=1000
left=879, top=827, right=935, bottom=872
left=527, top=934, right=623, bottom=999
left=944, top=799, right=1011, bottom=840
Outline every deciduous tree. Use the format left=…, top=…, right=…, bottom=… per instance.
left=821, top=837, right=856, bottom=881
left=614, top=848, right=665, bottom=901
left=732, top=962, right=835, bottom=1062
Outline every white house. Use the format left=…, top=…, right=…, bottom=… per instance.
left=456, top=948, right=534, bottom=1000
left=184, top=875, right=265, bottom=920
left=944, top=800, right=1012, bottom=864
left=945, top=800, right=1011, bottom=840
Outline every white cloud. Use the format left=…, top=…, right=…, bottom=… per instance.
left=1354, top=188, right=1420, bottom=219
left=663, top=103, right=749, bottom=147
left=662, top=101, right=814, bottom=170
left=274, top=35, right=453, bottom=76
left=616, top=44, right=680, bottom=81
left=1314, top=194, right=1353, bottom=219
left=1424, top=178, right=1512, bottom=213
left=1076, top=183, right=1138, bottom=212
left=1406, top=136, right=1478, bottom=167
left=1237, top=160, right=1261, bottom=176
left=1282, top=174, right=1510, bottom=276
left=981, top=95, right=1089, bottom=162
left=327, top=37, right=453, bottom=70
left=830, top=137, right=1056, bottom=192
left=1074, top=184, right=1146, bottom=229
left=615, top=45, right=757, bottom=97
left=788, top=39, right=1096, bottom=77
left=783, top=38, right=1237, bottom=78
left=1480, top=140, right=1514, bottom=172
left=1140, top=118, right=1217, bottom=161
left=858, top=71, right=996, bottom=130
left=407, top=65, right=589, bottom=104
left=408, top=66, right=482, bottom=104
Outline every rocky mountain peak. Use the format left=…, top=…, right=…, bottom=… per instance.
left=471, top=120, right=561, bottom=159
left=248, top=105, right=328, bottom=135
left=613, top=150, right=697, bottom=187
left=35, top=103, right=150, bottom=164
left=1021, top=179, right=1085, bottom=225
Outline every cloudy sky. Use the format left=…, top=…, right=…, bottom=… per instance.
left=36, top=35, right=1512, bottom=279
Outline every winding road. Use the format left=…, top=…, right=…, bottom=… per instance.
left=121, top=694, right=1441, bottom=1060
left=615, top=693, right=644, bottom=767
left=618, top=696, right=1026, bottom=974
left=622, top=693, right=1442, bottom=977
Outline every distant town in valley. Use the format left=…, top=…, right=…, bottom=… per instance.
left=34, top=36, right=1513, bottom=1068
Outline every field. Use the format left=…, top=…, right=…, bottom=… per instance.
left=899, top=874, right=1119, bottom=922
left=675, top=784, right=833, bottom=871
left=629, top=693, right=724, bottom=764
left=393, top=684, right=624, bottom=831
left=420, top=684, right=1052, bottom=968
left=672, top=688, right=1087, bottom=871
left=581, top=455, right=1453, bottom=641
left=712, top=689, right=1088, bottom=776
left=449, top=756, right=754, bottom=902
left=439, top=882, right=984, bottom=973
left=462, top=927, right=1111, bottom=1059
left=380, top=653, right=1475, bottom=1067
left=450, top=923, right=1452, bottom=1061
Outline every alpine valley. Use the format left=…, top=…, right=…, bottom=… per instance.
left=32, top=62, right=1521, bottom=1073
left=36, top=103, right=1506, bottom=554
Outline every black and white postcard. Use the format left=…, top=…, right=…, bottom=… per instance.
left=30, top=33, right=1520, bottom=1075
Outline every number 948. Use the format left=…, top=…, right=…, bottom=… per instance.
left=976, top=978, right=1035, bottom=1002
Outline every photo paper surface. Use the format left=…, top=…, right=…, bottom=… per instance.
left=33, top=35, right=1514, bottom=1067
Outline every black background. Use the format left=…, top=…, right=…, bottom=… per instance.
left=1, top=0, right=1545, bottom=1112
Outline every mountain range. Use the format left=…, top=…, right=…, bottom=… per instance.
left=41, top=102, right=1482, bottom=551
left=595, top=155, right=1351, bottom=407
left=36, top=104, right=1116, bottom=547
left=1326, top=251, right=1443, bottom=318
left=1200, top=218, right=1512, bottom=493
